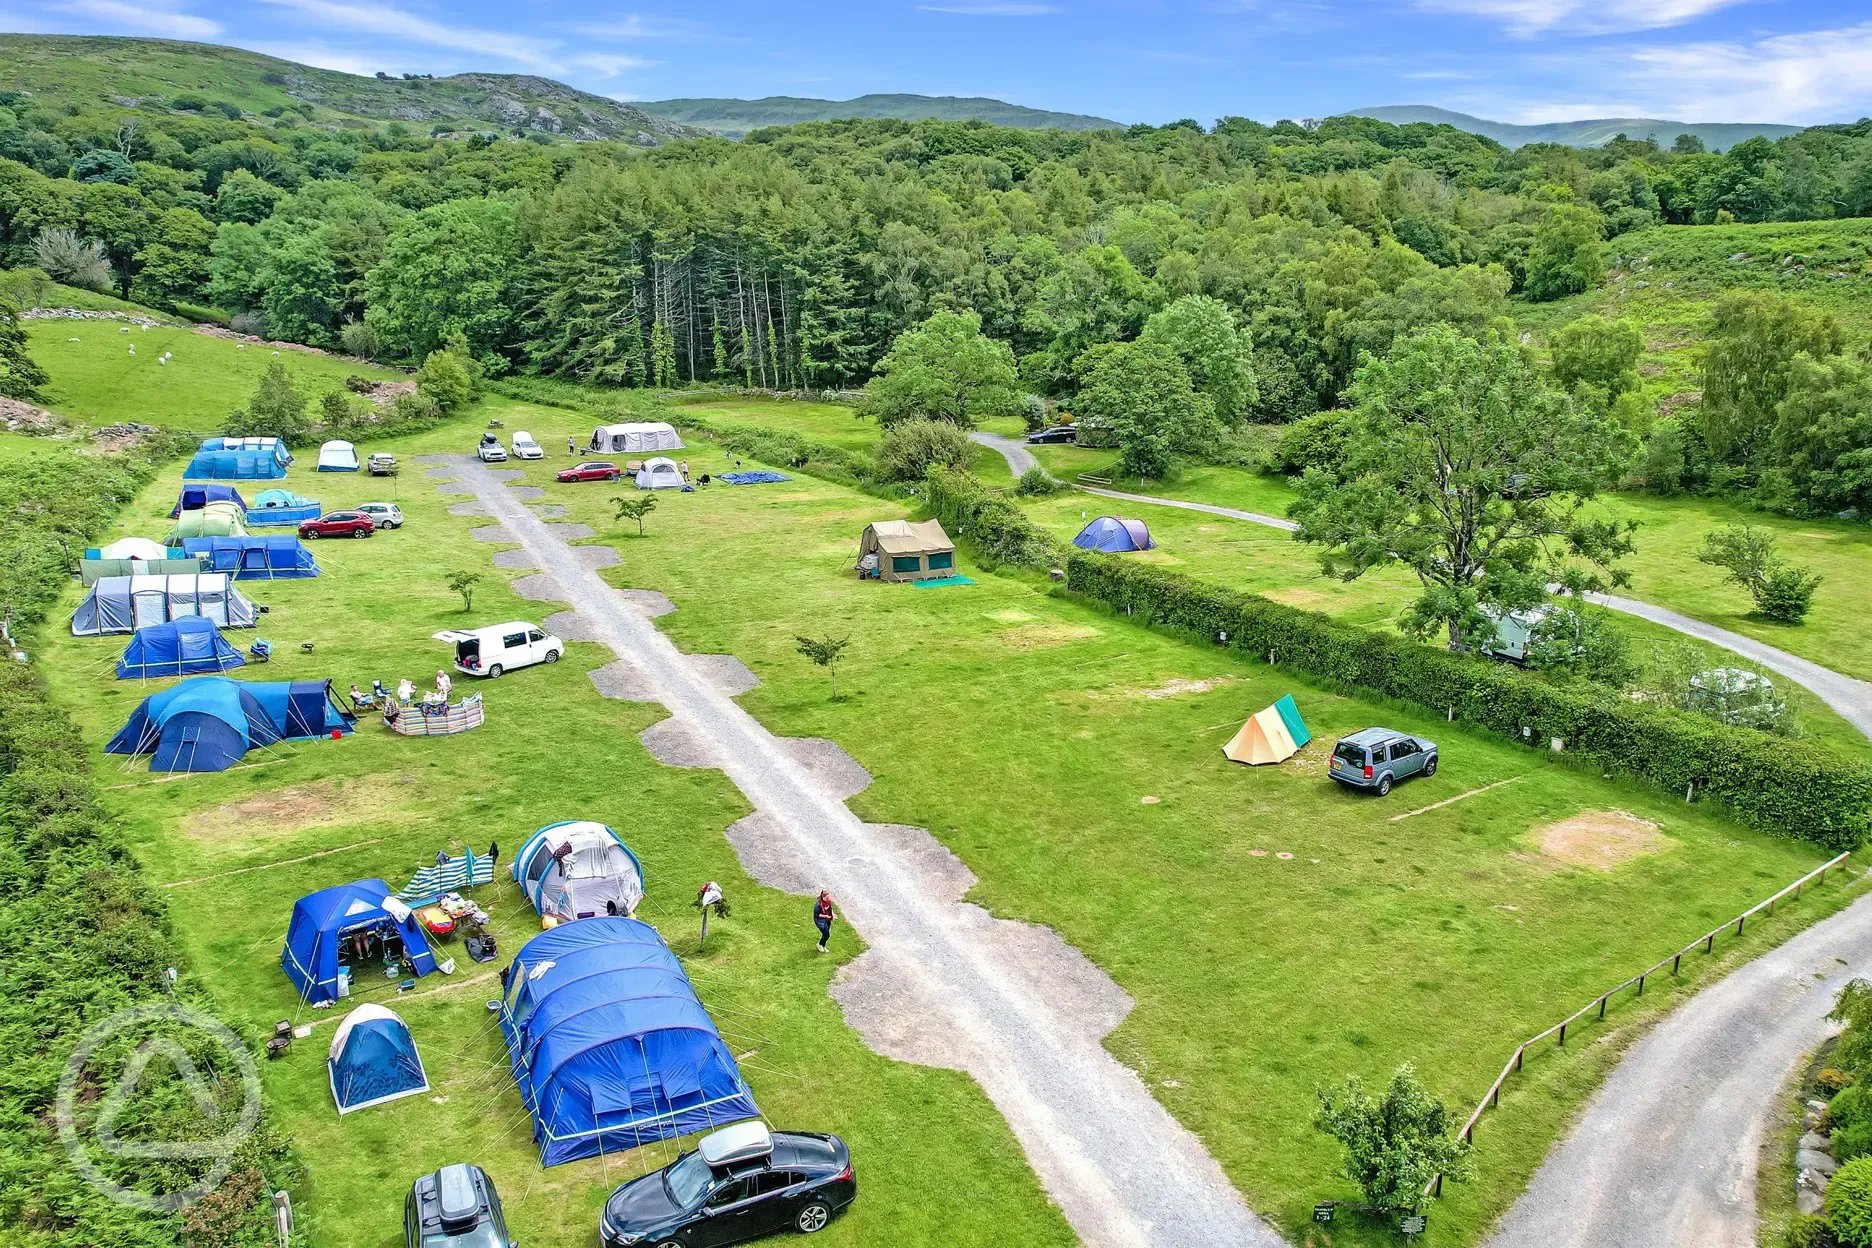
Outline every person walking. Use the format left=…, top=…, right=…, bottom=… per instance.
left=567, top=435, right=576, bottom=456
left=812, top=891, right=835, bottom=953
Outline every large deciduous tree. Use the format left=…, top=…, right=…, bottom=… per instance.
left=1290, top=327, right=1636, bottom=648
left=1702, top=291, right=1842, bottom=467
left=863, top=309, right=1022, bottom=429
left=1071, top=340, right=1216, bottom=480
left=1523, top=205, right=1604, bottom=302
left=1139, top=295, right=1257, bottom=424
left=364, top=197, right=521, bottom=364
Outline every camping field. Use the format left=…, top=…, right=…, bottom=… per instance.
left=28, top=350, right=1872, bottom=1246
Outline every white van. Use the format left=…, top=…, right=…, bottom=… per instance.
left=432, top=621, right=563, bottom=678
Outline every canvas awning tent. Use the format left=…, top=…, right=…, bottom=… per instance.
left=590, top=422, right=683, bottom=454
left=1073, top=515, right=1155, bottom=553
left=166, top=501, right=248, bottom=546
left=635, top=457, right=684, bottom=490
left=247, top=489, right=321, bottom=526
left=329, top=1004, right=429, bottom=1114
left=500, top=918, right=759, bottom=1166
left=316, top=440, right=359, bottom=472
left=81, top=539, right=201, bottom=586
left=116, top=616, right=245, bottom=679
left=1223, top=694, right=1313, bottom=766
left=181, top=535, right=320, bottom=580
left=73, top=574, right=257, bottom=636
left=106, top=677, right=353, bottom=772
left=511, top=821, right=645, bottom=922
left=169, top=484, right=248, bottom=518
left=859, top=519, right=956, bottom=583
left=282, top=879, right=438, bottom=1005
left=185, top=438, right=290, bottom=481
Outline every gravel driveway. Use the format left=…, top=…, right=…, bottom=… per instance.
left=436, top=456, right=1279, bottom=1248
left=968, top=430, right=1041, bottom=477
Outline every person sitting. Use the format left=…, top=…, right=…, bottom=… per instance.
left=435, top=669, right=453, bottom=702
left=382, top=699, right=402, bottom=729
left=350, top=683, right=374, bottom=709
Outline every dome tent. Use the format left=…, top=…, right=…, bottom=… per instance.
left=328, top=1004, right=429, bottom=1114
left=116, top=616, right=245, bottom=679
left=106, top=677, right=354, bottom=772
left=500, top=918, right=759, bottom=1166
left=165, top=501, right=248, bottom=546
left=635, top=456, right=684, bottom=490
left=72, top=573, right=257, bottom=636
left=316, top=440, right=359, bottom=472
left=1073, top=515, right=1155, bottom=553
left=511, top=821, right=645, bottom=922
left=283, top=879, right=438, bottom=1005
left=169, top=484, right=248, bottom=518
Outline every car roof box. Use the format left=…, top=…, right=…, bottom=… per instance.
left=435, top=1164, right=480, bottom=1231
left=699, top=1120, right=773, bottom=1169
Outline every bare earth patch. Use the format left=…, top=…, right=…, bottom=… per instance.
left=1263, top=586, right=1328, bottom=609
left=1002, top=622, right=1100, bottom=649
left=1534, top=809, right=1667, bottom=870
left=180, top=776, right=407, bottom=847
left=1138, top=676, right=1229, bottom=699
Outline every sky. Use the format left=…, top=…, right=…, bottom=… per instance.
left=7, top=0, right=1872, bottom=127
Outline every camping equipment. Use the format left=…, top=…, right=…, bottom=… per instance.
left=510, top=821, right=645, bottom=922
left=106, top=677, right=355, bottom=772
left=115, top=617, right=246, bottom=679
left=316, top=440, right=360, bottom=472
left=249, top=638, right=272, bottom=663
left=328, top=1003, right=430, bottom=1114
left=397, top=845, right=496, bottom=905
left=717, top=471, right=792, bottom=485
left=165, top=500, right=249, bottom=546
left=635, top=457, right=684, bottom=490
left=72, top=573, right=258, bottom=636
left=180, top=535, right=320, bottom=579
left=500, top=917, right=760, bottom=1165
left=1223, top=694, right=1313, bottom=766
left=416, top=905, right=455, bottom=938
left=185, top=437, right=291, bottom=481
left=282, top=879, right=438, bottom=1005
left=246, top=489, right=322, bottom=526
left=589, top=422, right=683, bottom=454
left=912, top=575, right=975, bottom=588
left=857, top=519, right=956, bottom=583
left=1073, top=515, right=1155, bottom=553
left=169, top=483, right=249, bottom=517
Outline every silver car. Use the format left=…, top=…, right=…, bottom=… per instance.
left=355, top=502, right=403, bottom=530
left=1328, top=727, right=1438, bottom=796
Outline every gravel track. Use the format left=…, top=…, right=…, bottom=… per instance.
left=439, top=456, right=1278, bottom=1248
left=969, top=430, right=1041, bottom=477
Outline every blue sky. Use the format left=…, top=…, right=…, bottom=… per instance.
left=9, top=0, right=1872, bottom=126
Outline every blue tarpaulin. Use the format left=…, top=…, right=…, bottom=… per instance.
left=116, top=616, right=245, bottom=679
left=717, top=471, right=792, bottom=485
left=1073, top=515, right=1155, bottom=552
left=106, top=677, right=353, bottom=771
left=170, top=484, right=248, bottom=517
left=282, top=879, right=438, bottom=1005
left=500, top=918, right=759, bottom=1166
left=181, top=535, right=320, bottom=579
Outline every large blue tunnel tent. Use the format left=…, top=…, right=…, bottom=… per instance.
left=115, top=616, right=245, bottom=679
left=1072, top=515, right=1155, bottom=553
left=181, top=535, right=320, bottom=579
left=185, top=437, right=292, bottom=481
left=106, top=677, right=354, bottom=772
left=500, top=918, right=760, bottom=1166
left=247, top=489, right=321, bottom=526
left=169, top=483, right=248, bottom=517
left=72, top=574, right=257, bottom=636
left=282, top=879, right=438, bottom=1005
left=328, top=1004, right=429, bottom=1114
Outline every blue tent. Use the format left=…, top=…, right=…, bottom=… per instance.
left=1073, top=515, right=1155, bottom=552
left=181, top=536, right=320, bottom=579
left=500, top=918, right=760, bottom=1166
left=106, top=677, right=354, bottom=772
left=169, top=483, right=248, bottom=517
left=186, top=437, right=291, bottom=481
left=328, top=1004, right=429, bottom=1114
left=116, top=616, right=245, bottom=679
left=247, top=489, right=321, bottom=527
left=282, top=879, right=438, bottom=1005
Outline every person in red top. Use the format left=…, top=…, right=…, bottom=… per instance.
left=813, top=891, right=836, bottom=953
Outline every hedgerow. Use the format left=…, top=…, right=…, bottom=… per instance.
left=924, top=467, right=1065, bottom=569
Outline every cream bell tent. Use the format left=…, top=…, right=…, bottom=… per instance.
left=590, top=422, right=683, bottom=454
left=635, top=457, right=684, bottom=490
left=316, top=440, right=360, bottom=472
left=858, top=519, right=956, bottom=583
left=1223, top=694, right=1313, bottom=766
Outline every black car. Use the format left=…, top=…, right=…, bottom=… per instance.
left=600, top=1122, right=854, bottom=1247
left=1024, top=425, right=1077, bottom=445
left=405, top=1163, right=516, bottom=1248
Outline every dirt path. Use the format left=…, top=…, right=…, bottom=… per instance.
left=969, top=430, right=1041, bottom=478
left=428, top=456, right=1279, bottom=1248
left=1486, top=885, right=1872, bottom=1248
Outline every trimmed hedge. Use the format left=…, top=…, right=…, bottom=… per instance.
left=924, top=467, right=1066, bottom=569
left=1066, top=551, right=1872, bottom=850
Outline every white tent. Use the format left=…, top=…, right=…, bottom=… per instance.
left=590, top=422, right=683, bottom=454
left=511, top=821, right=645, bottom=922
left=316, top=440, right=360, bottom=472
left=98, top=537, right=172, bottom=562
left=636, top=457, right=684, bottom=490
left=72, top=573, right=258, bottom=636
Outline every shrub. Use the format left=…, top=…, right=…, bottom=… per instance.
left=924, top=467, right=1063, bottom=569
left=229, top=309, right=268, bottom=338
left=1014, top=465, right=1059, bottom=496
left=339, top=319, right=382, bottom=361
left=171, top=300, right=231, bottom=326
left=1829, top=1157, right=1872, bottom=1247
left=1787, top=1215, right=1841, bottom=1248
left=1763, top=566, right=1823, bottom=625
left=227, top=361, right=310, bottom=444
left=344, top=374, right=377, bottom=394
left=877, top=418, right=973, bottom=482
left=417, top=346, right=476, bottom=412
left=389, top=390, right=443, bottom=426
left=30, top=227, right=111, bottom=292
left=1063, top=550, right=1872, bottom=849
left=1314, top=1064, right=1473, bottom=1211
left=1272, top=409, right=1356, bottom=475
left=1698, top=524, right=1822, bottom=624
left=1822, top=1070, right=1859, bottom=1097
left=0, top=266, right=53, bottom=309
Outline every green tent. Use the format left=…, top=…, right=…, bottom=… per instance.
left=165, top=500, right=248, bottom=546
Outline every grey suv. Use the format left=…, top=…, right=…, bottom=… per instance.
left=405, top=1163, right=515, bottom=1248
left=1329, top=727, right=1437, bottom=796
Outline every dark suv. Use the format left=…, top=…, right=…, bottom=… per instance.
left=1328, top=727, right=1438, bottom=796
left=600, top=1121, right=854, bottom=1246
left=405, top=1163, right=515, bottom=1248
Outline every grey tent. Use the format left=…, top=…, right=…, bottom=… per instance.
left=72, top=573, right=258, bottom=637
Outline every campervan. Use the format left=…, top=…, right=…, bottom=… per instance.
left=432, top=621, right=563, bottom=678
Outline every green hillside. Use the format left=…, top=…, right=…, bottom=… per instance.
left=639, top=92, right=1122, bottom=137
left=0, top=34, right=704, bottom=144
left=1349, top=105, right=1803, bottom=152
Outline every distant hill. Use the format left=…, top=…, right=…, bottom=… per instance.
left=0, top=35, right=705, bottom=145
left=639, top=93, right=1122, bottom=138
left=1347, top=105, right=1803, bottom=152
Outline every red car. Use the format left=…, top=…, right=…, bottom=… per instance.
left=299, top=510, right=376, bottom=539
left=557, top=461, right=622, bottom=483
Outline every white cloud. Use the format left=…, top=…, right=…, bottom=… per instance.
left=1626, top=21, right=1872, bottom=124
left=243, top=39, right=383, bottom=77
left=256, top=0, right=563, bottom=71
left=59, top=0, right=220, bottom=38
left=1417, top=0, right=1749, bottom=37
left=565, top=52, right=655, bottom=78
left=916, top=2, right=1062, bottom=14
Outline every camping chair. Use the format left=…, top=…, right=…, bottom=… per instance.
left=248, top=638, right=272, bottom=663
left=266, top=1020, right=293, bottom=1059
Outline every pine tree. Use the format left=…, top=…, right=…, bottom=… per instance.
left=711, top=317, right=729, bottom=381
